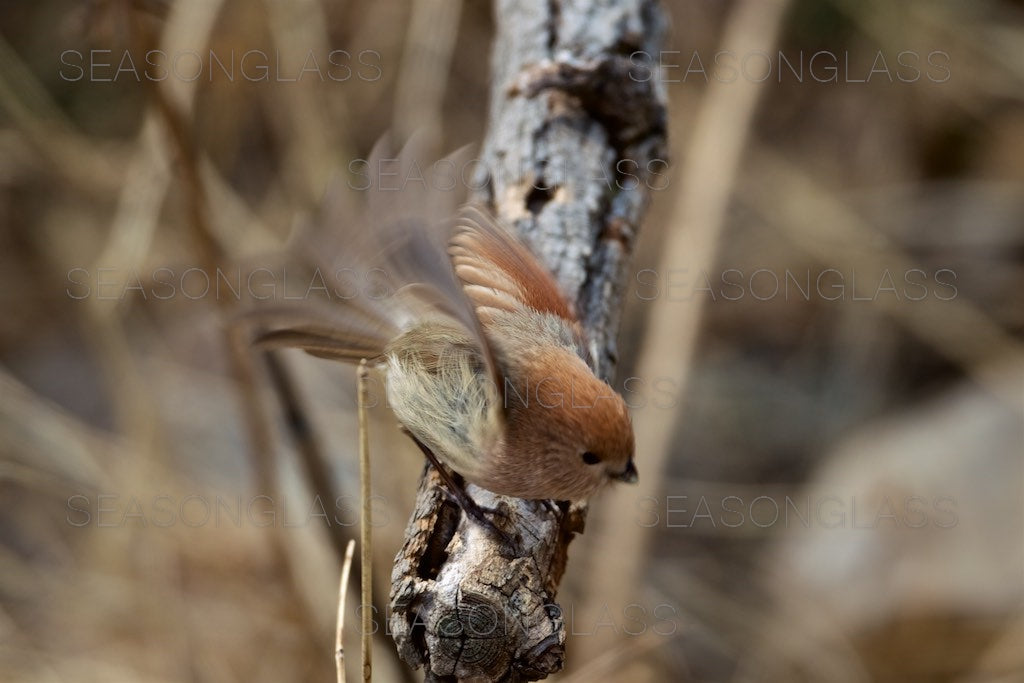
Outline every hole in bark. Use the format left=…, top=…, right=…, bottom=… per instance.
left=526, top=184, right=554, bottom=215
left=410, top=610, right=429, bottom=660
left=416, top=500, right=459, bottom=579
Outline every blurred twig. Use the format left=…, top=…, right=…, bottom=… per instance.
left=392, top=0, right=463, bottom=153
left=0, top=33, right=122, bottom=192
left=262, top=0, right=339, bottom=203
left=0, top=368, right=116, bottom=490
left=262, top=350, right=352, bottom=560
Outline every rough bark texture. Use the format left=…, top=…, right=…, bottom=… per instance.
left=389, top=1, right=667, bottom=680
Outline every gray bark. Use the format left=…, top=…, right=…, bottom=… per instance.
left=389, top=1, right=667, bottom=680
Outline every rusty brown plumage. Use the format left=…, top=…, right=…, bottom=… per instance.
left=248, top=140, right=636, bottom=502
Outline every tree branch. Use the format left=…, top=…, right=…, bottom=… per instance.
left=388, top=1, right=667, bottom=680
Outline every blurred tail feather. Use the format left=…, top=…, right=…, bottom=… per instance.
left=253, top=327, right=386, bottom=363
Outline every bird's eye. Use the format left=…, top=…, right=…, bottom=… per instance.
left=581, top=451, right=601, bottom=466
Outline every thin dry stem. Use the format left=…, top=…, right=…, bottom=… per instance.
left=392, top=0, right=463, bottom=153
left=358, top=359, right=373, bottom=683
left=337, top=539, right=357, bottom=683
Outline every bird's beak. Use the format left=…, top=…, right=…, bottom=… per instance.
left=612, top=459, right=638, bottom=484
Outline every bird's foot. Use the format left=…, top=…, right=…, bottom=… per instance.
left=402, top=429, right=515, bottom=545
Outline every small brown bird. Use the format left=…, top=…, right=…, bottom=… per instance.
left=253, top=139, right=636, bottom=505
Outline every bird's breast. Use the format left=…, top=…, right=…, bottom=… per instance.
left=383, top=323, right=501, bottom=481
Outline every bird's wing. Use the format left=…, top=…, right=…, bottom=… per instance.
left=449, top=205, right=578, bottom=325
left=244, top=136, right=504, bottom=398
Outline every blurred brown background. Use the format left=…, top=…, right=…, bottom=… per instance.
left=1, top=0, right=1022, bottom=681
